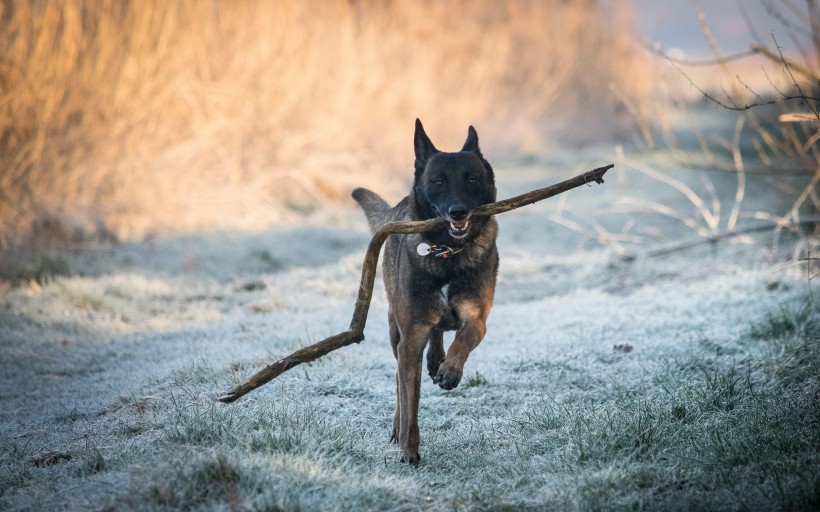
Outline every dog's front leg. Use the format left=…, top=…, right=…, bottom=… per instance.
left=396, top=327, right=428, bottom=464
left=388, top=311, right=402, bottom=443
left=434, top=300, right=489, bottom=390
left=426, top=329, right=445, bottom=380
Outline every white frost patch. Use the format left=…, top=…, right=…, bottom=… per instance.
left=0, top=157, right=815, bottom=510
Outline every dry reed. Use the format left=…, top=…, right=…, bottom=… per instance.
left=0, top=0, right=652, bottom=247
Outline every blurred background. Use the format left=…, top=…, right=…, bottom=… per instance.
left=0, top=0, right=816, bottom=248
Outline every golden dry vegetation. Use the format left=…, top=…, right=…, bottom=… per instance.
left=0, top=0, right=653, bottom=246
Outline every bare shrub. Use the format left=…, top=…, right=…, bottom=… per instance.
left=691, top=1, right=820, bottom=249
left=599, top=1, right=819, bottom=260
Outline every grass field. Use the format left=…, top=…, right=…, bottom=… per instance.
left=1, top=131, right=817, bottom=509
left=1, top=1, right=819, bottom=510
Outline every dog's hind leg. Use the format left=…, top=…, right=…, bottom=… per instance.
left=388, top=312, right=401, bottom=443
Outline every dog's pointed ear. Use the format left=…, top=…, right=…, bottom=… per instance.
left=461, top=125, right=481, bottom=154
left=464, top=125, right=495, bottom=185
left=414, top=118, right=438, bottom=165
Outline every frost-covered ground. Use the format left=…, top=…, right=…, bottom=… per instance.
left=0, top=137, right=818, bottom=510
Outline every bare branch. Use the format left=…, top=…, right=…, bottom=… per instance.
left=770, top=33, right=819, bottom=120
left=644, top=43, right=760, bottom=67
left=750, top=42, right=819, bottom=83
left=667, top=57, right=820, bottom=111
left=627, top=216, right=820, bottom=260
left=647, top=32, right=820, bottom=112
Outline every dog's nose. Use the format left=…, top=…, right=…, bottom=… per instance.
left=448, top=205, right=469, bottom=221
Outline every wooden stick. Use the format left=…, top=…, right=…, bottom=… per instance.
left=218, top=164, right=613, bottom=403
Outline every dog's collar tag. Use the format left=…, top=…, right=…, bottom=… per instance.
left=417, top=242, right=464, bottom=259
left=416, top=242, right=432, bottom=256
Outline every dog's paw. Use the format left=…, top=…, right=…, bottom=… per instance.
left=433, top=362, right=462, bottom=390
left=426, top=349, right=444, bottom=381
left=399, top=450, right=421, bottom=465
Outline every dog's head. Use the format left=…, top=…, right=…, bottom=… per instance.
left=411, top=119, right=497, bottom=242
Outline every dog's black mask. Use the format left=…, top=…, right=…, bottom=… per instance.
left=411, top=119, right=496, bottom=244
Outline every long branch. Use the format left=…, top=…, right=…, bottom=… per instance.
left=218, top=164, right=613, bottom=403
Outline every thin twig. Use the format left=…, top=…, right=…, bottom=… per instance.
left=218, top=164, right=613, bottom=403
left=651, top=40, right=820, bottom=111
left=644, top=43, right=760, bottom=67
left=751, top=43, right=818, bottom=83
left=625, top=216, right=820, bottom=260
left=670, top=56, right=820, bottom=111
left=768, top=34, right=819, bottom=119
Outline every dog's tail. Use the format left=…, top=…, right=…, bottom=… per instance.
left=352, top=187, right=393, bottom=233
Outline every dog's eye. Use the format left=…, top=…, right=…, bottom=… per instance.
left=434, top=179, right=444, bottom=187
left=467, top=176, right=478, bottom=185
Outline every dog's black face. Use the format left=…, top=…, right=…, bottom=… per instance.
left=411, top=120, right=496, bottom=242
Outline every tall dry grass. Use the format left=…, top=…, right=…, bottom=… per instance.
left=0, top=0, right=653, bottom=246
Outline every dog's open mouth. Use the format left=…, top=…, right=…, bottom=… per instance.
left=448, top=220, right=470, bottom=239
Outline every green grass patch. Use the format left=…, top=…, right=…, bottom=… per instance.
left=749, top=301, right=815, bottom=340
left=151, top=451, right=241, bottom=510
left=462, top=371, right=490, bottom=388
left=0, top=252, right=75, bottom=285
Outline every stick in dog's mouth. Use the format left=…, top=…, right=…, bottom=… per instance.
left=217, top=164, right=614, bottom=404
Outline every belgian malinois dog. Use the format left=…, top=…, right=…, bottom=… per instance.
left=352, top=119, right=499, bottom=464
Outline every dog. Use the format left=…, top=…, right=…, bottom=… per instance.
left=352, top=119, right=499, bottom=464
